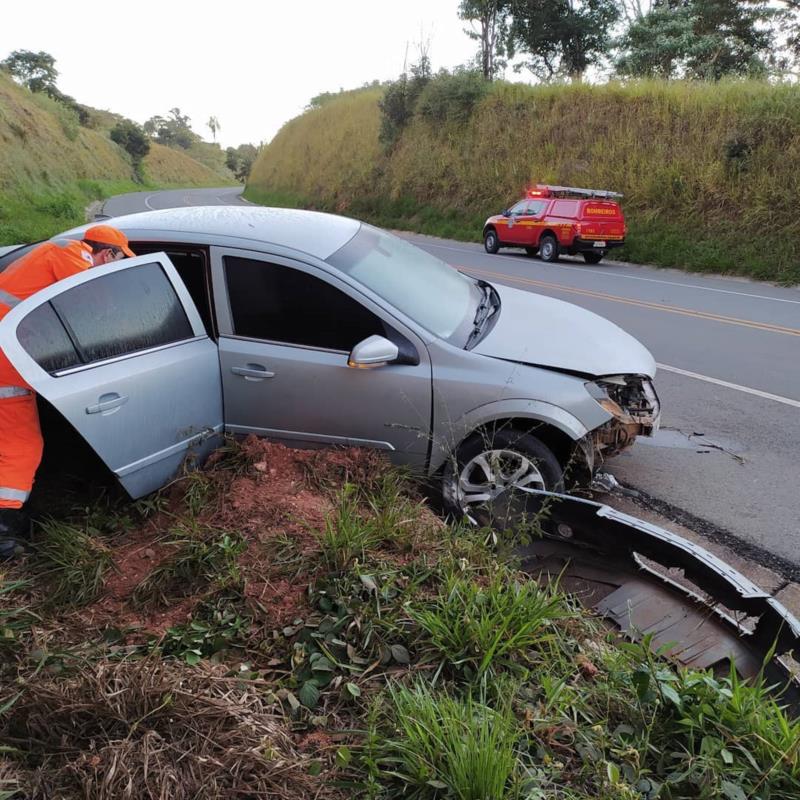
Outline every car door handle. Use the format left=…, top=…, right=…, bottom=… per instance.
left=231, top=363, right=275, bottom=381
left=86, top=393, right=129, bottom=415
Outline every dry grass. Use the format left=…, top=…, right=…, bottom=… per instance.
left=1, top=659, right=317, bottom=800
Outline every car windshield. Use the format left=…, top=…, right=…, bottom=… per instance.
left=326, top=224, right=477, bottom=342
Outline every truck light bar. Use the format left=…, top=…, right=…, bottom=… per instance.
left=528, top=184, right=624, bottom=200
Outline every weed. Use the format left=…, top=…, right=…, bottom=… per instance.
left=318, top=485, right=382, bottom=572
left=34, top=518, right=113, bottom=607
left=376, top=681, right=519, bottom=800
left=132, top=526, right=245, bottom=607
left=155, top=600, right=252, bottom=665
left=0, top=578, right=39, bottom=656
left=408, top=569, right=567, bottom=681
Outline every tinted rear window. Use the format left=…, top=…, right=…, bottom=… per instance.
left=17, top=302, right=81, bottom=373
left=16, top=262, right=194, bottom=372
left=52, top=263, right=193, bottom=363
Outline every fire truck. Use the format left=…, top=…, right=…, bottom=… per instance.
left=482, top=184, right=627, bottom=264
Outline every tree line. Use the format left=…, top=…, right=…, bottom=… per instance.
left=459, top=0, right=798, bottom=81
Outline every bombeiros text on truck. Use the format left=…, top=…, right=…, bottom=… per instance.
left=483, top=184, right=627, bottom=264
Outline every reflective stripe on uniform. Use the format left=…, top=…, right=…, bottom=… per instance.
left=0, top=487, right=29, bottom=502
left=0, top=288, right=20, bottom=308
left=0, top=387, right=31, bottom=399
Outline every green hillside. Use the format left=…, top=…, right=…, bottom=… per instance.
left=0, top=72, right=234, bottom=244
left=247, top=79, right=800, bottom=283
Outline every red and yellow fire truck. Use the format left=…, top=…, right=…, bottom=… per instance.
left=482, top=184, right=627, bottom=264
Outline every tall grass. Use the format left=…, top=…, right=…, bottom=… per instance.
left=248, top=77, right=800, bottom=283
left=378, top=682, right=519, bottom=800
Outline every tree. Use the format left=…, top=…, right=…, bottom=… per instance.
left=509, top=0, right=621, bottom=81
left=110, top=120, right=151, bottom=180
left=0, top=49, right=58, bottom=93
left=458, top=0, right=512, bottom=79
left=224, top=143, right=260, bottom=182
left=615, top=0, right=776, bottom=79
left=207, top=116, right=220, bottom=142
left=378, top=50, right=432, bottom=147
left=143, top=108, right=198, bottom=149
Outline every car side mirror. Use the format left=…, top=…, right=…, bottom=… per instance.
left=348, top=335, right=399, bottom=368
left=502, top=209, right=511, bottom=217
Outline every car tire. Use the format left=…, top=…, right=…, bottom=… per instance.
left=442, top=428, right=564, bottom=529
left=484, top=229, right=500, bottom=254
left=539, top=234, right=559, bottom=262
left=583, top=252, right=603, bottom=264
left=525, top=246, right=538, bottom=257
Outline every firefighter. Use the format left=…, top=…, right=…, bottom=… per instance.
left=0, top=225, right=135, bottom=558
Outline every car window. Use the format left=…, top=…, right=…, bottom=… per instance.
left=509, top=200, right=528, bottom=215
left=525, top=200, right=547, bottom=216
left=551, top=200, right=580, bottom=217
left=326, top=224, right=475, bottom=343
left=16, top=302, right=81, bottom=373
left=129, top=244, right=215, bottom=336
left=224, top=256, right=385, bottom=352
left=15, top=262, right=194, bottom=372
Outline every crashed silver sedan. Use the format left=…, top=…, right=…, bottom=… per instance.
left=0, top=207, right=660, bottom=521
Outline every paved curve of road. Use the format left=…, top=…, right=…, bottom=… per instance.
left=100, top=187, right=800, bottom=572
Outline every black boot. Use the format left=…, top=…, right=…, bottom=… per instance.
left=0, top=508, right=30, bottom=560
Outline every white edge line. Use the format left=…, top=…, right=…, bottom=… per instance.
left=143, top=193, right=157, bottom=210
left=657, top=363, right=800, bottom=409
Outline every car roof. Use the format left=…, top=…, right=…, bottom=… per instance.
left=61, top=206, right=362, bottom=260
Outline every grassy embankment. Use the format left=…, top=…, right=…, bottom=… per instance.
left=0, top=440, right=798, bottom=799
left=247, top=80, right=800, bottom=284
left=0, top=73, right=234, bottom=245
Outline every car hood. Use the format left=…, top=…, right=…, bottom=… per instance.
left=473, top=283, right=656, bottom=378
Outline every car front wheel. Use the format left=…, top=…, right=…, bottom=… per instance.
left=484, top=229, right=500, bottom=254
left=442, top=429, right=564, bottom=529
left=539, top=234, right=559, bottom=262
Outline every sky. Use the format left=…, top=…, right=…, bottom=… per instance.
left=2, top=0, right=481, bottom=148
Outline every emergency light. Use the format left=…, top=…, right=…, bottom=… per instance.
left=527, top=184, right=623, bottom=200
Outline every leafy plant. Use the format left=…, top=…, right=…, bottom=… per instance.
left=155, top=602, right=251, bottom=665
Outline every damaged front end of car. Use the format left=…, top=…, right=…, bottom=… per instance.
left=587, top=374, right=661, bottom=461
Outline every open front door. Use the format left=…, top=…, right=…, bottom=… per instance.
left=0, top=253, right=223, bottom=498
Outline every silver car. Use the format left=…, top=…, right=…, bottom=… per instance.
left=0, top=207, right=660, bottom=523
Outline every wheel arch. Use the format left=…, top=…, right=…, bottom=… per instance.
left=429, top=400, right=589, bottom=476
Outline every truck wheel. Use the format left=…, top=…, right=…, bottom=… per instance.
left=484, top=230, right=500, bottom=254
left=442, top=429, right=564, bottom=529
left=539, top=234, right=559, bottom=263
left=525, top=246, right=538, bottom=257
left=583, top=252, right=603, bottom=264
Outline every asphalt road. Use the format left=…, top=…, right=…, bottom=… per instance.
left=101, top=187, right=800, bottom=571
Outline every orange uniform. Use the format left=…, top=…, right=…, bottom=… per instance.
left=0, top=239, right=94, bottom=508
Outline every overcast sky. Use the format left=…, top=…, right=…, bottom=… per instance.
left=2, top=0, right=482, bottom=148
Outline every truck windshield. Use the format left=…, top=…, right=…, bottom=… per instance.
left=326, top=224, right=476, bottom=342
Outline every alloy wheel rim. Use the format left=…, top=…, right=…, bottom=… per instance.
left=456, top=448, right=545, bottom=520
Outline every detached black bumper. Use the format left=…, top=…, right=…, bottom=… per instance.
left=570, top=237, right=625, bottom=253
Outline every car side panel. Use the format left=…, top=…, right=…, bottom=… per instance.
left=425, top=340, right=609, bottom=474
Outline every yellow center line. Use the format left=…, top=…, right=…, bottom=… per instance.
left=463, top=266, right=800, bottom=338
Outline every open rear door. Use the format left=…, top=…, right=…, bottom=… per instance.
left=0, top=253, right=223, bottom=498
